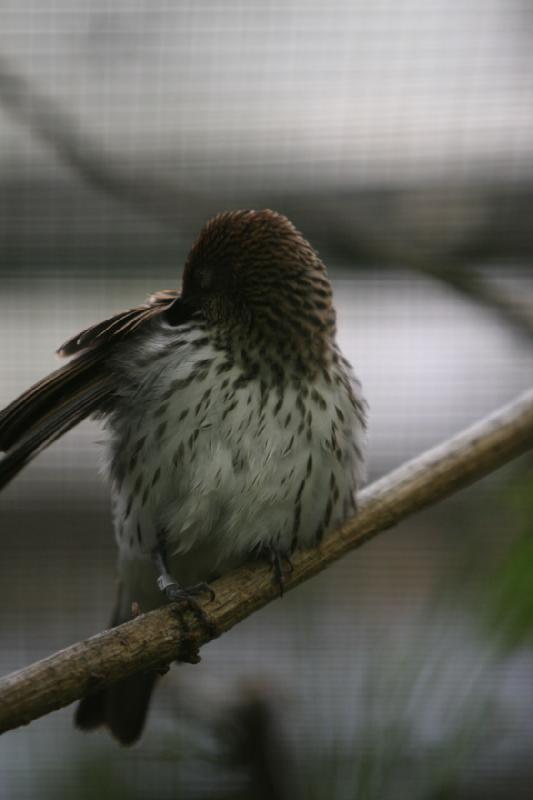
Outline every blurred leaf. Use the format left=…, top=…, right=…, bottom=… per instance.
left=484, top=469, right=533, bottom=650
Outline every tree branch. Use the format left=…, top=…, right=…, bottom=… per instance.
left=1, top=389, right=532, bottom=736
left=289, top=200, right=533, bottom=342
left=407, top=261, right=533, bottom=341
left=0, top=55, right=202, bottom=227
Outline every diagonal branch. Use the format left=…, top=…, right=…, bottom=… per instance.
left=406, top=260, right=533, bottom=341
left=0, top=55, right=200, bottom=227
left=2, top=54, right=531, bottom=341
left=290, top=200, right=533, bottom=342
left=0, top=388, right=532, bottom=736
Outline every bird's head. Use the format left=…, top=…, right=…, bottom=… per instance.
left=166, top=209, right=336, bottom=368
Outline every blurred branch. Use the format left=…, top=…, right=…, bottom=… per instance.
left=0, top=55, right=201, bottom=227
left=291, top=199, right=533, bottom=340
left=1, top=55, right=531, bottom=340
left=408, top=261, right=533, bottom=340
left=0, top=389, right=532, bottom=736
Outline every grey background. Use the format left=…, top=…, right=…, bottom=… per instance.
left=1, top=1, right=533, bottom=798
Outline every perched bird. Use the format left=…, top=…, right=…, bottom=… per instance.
left=0, top=209, right=366, bottom=744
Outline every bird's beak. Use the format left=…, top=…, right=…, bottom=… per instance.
left=164, top=295, right=198, bottom=326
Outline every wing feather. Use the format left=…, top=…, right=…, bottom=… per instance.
left=0, top=288, right=178, bottom=488
left=57, top=290, right=177, bottom=357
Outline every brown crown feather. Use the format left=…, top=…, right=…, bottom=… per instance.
left=182, top=209, right=336, bottom=368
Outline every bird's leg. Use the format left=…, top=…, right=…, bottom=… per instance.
left=153, top=547, right=216, bottom=603
left=267, top=546, right=294, bottom=596
left=152, top=547, right=217, bottom=646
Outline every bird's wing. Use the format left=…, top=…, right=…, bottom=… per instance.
left=0, top=289, right=178, bottom=490
left=57, top=289, right=178, bottom=357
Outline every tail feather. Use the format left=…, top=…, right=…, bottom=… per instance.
left=75, top=587, right=159, bottom=745
left=75, top=673, right=159, bottom=746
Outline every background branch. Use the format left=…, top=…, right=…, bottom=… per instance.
left=1, top=54, right=532, bottom=342
left=293, top=200, right=533, bottom=341
left=1, top=388, right=532, bottom=737
left=0, top=55, right=202, bottom=227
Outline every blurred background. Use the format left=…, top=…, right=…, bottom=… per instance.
left=1, top=1, right=533, bottom=797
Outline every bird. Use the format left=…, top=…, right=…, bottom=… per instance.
left=0, top=208, right=366, bottom=744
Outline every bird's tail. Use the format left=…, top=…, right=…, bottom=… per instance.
left=75, top=585, right=159, bottom=746
left=0, top=351, right=112, bottom=491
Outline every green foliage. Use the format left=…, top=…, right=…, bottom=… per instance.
left=484, top=468, right=533, bottom=650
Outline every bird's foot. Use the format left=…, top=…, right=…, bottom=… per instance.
left=161, top=580, right=216, bottom=605
left=157, top=576, right=217, bottom=642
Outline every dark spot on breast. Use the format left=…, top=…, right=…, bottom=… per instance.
left=156, top=420, right=168, bottom=440
left=133, top=474, right=143, bottom=496
left=292, top=501, right=302, bottom=536
left=132, top=435, right=146, bottom=458
left=195, top=358, right=214, bottom=371
left=178, top=408, right=189, bottom=422
left=191, top=336, right=210, bottom=349
left=151, top=467, right=161, bottom=487
left=283, top=435, right=295, bottom=455
left=154, top=402, right=169, bottom=419
left=216, top=360, right=233, bottom=375
left=311, top=389, right=327, bottom=410
left=222, top=399, right=239, bottom=421
left=324, top=498, right=333, bottom=528
left=295, top=473, right=307, bottom=502
left=125, top=495, right=133, bottom=519
left=173, top=441, right=185, bottom=467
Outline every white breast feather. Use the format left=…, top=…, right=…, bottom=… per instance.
left=107, top=319, right=366, bottom=583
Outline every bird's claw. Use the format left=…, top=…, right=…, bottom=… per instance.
left=164, top=581, right=216, bottom=604
left=162, top=581, right=217, bottom=639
